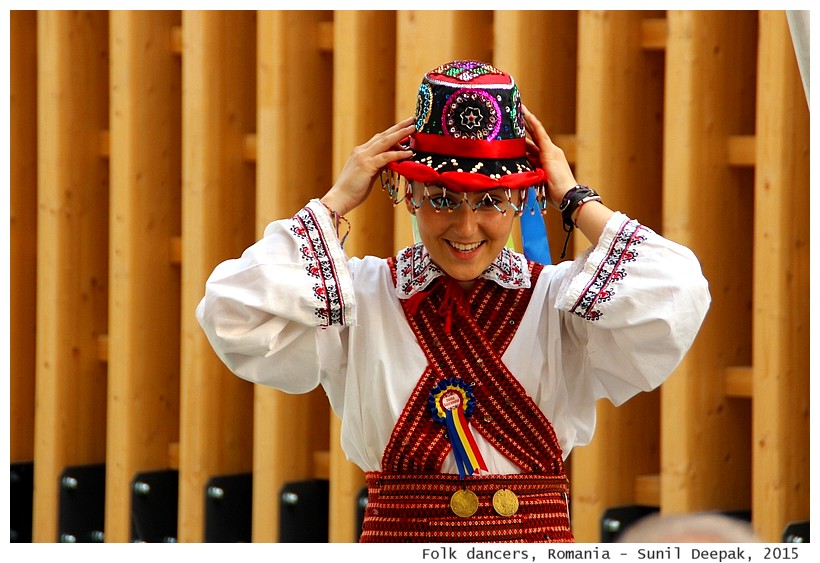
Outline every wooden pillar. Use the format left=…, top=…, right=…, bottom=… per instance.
left=661, top=10, right=757, bottom=515
left=179, top=10, right=257, bottom=542
left=10, top=10, right=38, bottom=465
left=752, top=10, right=810, bottom=542
left=327, top=9, right=398, bottom=542
left=33, top=10, right=110, bottom=542
left=393, top=10, right=494, bottom=251
left=334, top=10, right=398, bottom=261
left=252, top=9, right=333, bottom=542
left=571, top=10, right=666, bottom=542
left=105, top=10, right=182, bottom=542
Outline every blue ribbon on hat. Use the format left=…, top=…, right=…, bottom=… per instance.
left=520, top=187, right=552, bottom=264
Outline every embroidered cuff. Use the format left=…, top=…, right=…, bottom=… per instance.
left=289, top=199, right=357, bottom=326
left=556, top=212, right=647, bottom=321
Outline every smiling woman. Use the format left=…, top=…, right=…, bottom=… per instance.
left=195, top=59, right=711, bottom=543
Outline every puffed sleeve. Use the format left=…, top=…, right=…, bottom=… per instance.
left=195, top=199, right=356, bottom=393
left=555, top=212, right=711, bottom=406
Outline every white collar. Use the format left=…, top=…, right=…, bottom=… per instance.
left=394, top=243, right=531, bottom=299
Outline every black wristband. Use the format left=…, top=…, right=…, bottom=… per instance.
left=559, top=185, right=600, bottom=232
left=557, top=185, right=601, bottom=259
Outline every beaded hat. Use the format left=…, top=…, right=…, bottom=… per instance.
left=383, top=60, right=545, bottom=196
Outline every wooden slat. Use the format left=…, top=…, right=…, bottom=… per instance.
left=727, top=135, right=757, bottom=167
left=634, top=474, right=660, bottom=507
left=752, top=10, right=810, bottom=542
left=105, top=10, right=183, bottom=542
left=317, top=20, right=333, bottom=52
left=242, top=133, right=257, bottom=162
left=571, top=10, right=666, bottom=542
left=725, top=365, right=753, bottom=398
left=641, top=17, right=667, bottom=50
left=99, top=130, right=110, bottom=158
left=97, top=334, right=109, bottom=363
left=33, top=10, right=111, bottom=542
left=167, top=441, right=180, bottom=470
left=10, top=10, right=38, bottom=465
left=661, top=10, right=757, bottom=517
left=252, top=10, right=335, bottom=543
left=169, top=236, right=183, bottom=264
left=170, top=25, right=183, bottom=55
left=178, top=10, right=257, bottom=542
left=313, top=450, right=330, bottom=480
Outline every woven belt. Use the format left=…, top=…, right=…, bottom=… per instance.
left=360, top=472, right=574, bottom=543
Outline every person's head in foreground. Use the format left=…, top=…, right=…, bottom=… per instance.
left=617, top=512, right=761, bottom=543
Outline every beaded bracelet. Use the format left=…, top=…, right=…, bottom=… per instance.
left=557, top=185, right=602, bottom=258
left=319, top=200, right=351, bottom=247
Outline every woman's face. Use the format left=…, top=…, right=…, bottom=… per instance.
left=407, top=182, right=521, bottom=289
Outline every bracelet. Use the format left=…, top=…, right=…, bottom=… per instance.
left=572, top=197, right=600, bottom=227
left=557, top=185, right=601, bottom=258
left=559, top=185, right=600, bottom=230
left=320, top=200, right=351, bottom=247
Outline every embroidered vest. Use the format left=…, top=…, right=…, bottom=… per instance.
left=358, top=258, right=573, bottom=543
left=383, top=259, right=565, bottom=475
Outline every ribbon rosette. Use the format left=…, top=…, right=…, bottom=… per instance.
left=429, top=378, right=488, bottom=478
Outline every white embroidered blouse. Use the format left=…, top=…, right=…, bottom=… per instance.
left=196, top=199, right=711, bottom=474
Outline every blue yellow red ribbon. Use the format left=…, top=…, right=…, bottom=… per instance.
left=429, top=378, right=488, bottom=478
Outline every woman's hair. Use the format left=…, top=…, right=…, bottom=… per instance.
left=617, top=512, right=760, bottom=543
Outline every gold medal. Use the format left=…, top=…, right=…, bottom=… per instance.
left=492, top=488, right=519, bottom=517
left=450, top=488, right=479, bottom=518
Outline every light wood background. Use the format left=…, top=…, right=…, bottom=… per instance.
left=10, top=9, right=809, bottom=543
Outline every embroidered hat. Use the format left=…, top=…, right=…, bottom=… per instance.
left=383, top=60, right=545, bottom=195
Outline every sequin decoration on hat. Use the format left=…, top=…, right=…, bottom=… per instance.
left=382, top=60, right=547, bottom=204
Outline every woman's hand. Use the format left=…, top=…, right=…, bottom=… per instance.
left=321, top=117, right=415, bottom=216
left=522, top=105, right=578, bottom=208
left=522, top=105, right=614, bottom=245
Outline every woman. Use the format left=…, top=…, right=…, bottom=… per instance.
left=196, top=60, right=710, bottom=542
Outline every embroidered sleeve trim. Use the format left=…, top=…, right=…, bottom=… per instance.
left=290, top=200, right=355, bottom=326
left=568, top=215, right=647, bottom=321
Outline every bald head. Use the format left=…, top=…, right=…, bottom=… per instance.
left=617, top=513, right=759, bottom=543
